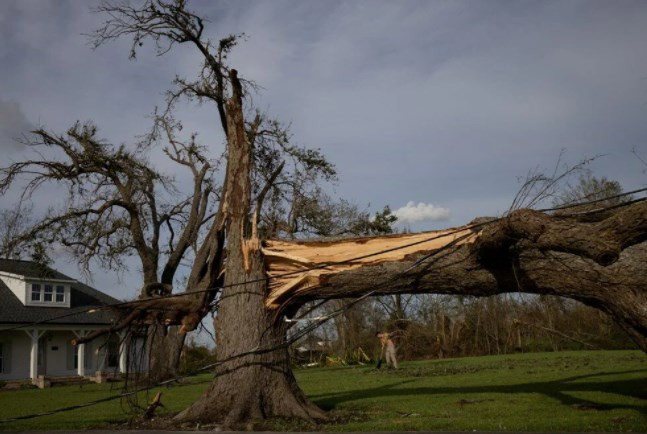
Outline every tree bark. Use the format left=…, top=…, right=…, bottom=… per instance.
left=146, top=326, right=184, bottom=382
left=174, top=242, right=325, bottom=426
left=143, top=271, right=184, bottom=382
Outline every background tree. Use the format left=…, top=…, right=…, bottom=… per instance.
left=556, top=173, right=627, bottom=207
left=0, top=204, right=32, bottom=260
left=260, top=187, right=396, bottom=239
left=0, top=120, right=216, bottom=380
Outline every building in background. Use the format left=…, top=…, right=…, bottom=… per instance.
left=0, top=259, right=144, bottom=386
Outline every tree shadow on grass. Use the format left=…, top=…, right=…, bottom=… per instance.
left=310, top=369, right=647, bottom=416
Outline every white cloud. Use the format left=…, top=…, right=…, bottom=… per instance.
left=393, top=201, right=450, bottom=224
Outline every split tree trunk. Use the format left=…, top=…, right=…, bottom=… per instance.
left=174, top=240, right=325, bottom=426
left=175, top=71, right=324, bottom=426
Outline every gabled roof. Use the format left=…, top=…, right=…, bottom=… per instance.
left=0, top=259, right=119, bottom=325
left=0, top=258, right=75, bottom=281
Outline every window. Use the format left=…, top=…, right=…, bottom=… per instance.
left=44, top=284, right=53, bottom=302
left=30, top=283, right=65, bottom=303
left=55, top=285, right=65, bottom=302
left=31, top=284, right=41, bottom=301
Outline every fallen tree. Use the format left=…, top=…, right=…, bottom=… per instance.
left=43, top=0, right=647, bottom=426
left=175, top=69, right=647, bottom=421
left=262, top=203, right=647, bottom=350
left=72, top=63, right=646, bottom=431
left=175, top=180, right=647, bottom=426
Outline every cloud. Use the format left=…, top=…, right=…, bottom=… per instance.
left=393, top=201, right=450, bottom=224
left=0, top=99, right=32, bottom=154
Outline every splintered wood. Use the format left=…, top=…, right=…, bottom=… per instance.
left=262, top=226, right=477, bottom=309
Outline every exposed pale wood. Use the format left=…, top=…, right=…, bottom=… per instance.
left=144, top=392, right=164, bottom=419
left=263, top=227, right=477, bottom=309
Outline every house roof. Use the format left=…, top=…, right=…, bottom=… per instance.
left=0, top=259, right=119, bottom=326
left=0, top=258, right=75, bottom=280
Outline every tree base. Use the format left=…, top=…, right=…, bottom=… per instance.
left=174, top=239, right=326, bottom=427
left=174, top=355, right=326, bottom=426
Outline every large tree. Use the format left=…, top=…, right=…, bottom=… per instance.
left=90, top=0, right=647, bottom=425
left=5, top=0, right=647, bottom=427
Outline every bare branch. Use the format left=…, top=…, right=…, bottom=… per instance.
left=251, top=161, right=284, bottom=239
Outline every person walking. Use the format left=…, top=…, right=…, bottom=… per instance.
left=376, top=332, right=398, bottom=369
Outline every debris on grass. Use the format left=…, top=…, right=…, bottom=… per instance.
left=456, top=398, right=495, bottom=408
left=570, top=403, right=604, bottom=411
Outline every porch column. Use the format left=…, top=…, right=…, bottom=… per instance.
left=23, top=329, right=45, bottom=381
left=73, top=330, right=88, bottom=377
left=119, top=333, right=128, bottom=374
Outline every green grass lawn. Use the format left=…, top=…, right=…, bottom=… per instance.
left=0, top=350, right=645, bottom=431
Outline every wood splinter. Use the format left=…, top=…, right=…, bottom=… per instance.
left=144, top=392, right=164, bottom=419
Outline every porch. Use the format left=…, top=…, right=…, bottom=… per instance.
left=0, top=326, right=144, bottom=385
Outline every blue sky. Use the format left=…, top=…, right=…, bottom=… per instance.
left=1, top=0, right=647, bottom=303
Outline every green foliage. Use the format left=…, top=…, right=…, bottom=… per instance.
left=180, top=341, right=217, bottom=374
left=363, top=206, right=398, bottom=235
left=271, top=191, right=397, bottom=239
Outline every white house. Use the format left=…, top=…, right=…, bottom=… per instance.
left=0, top=259, right=143, bottom=384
